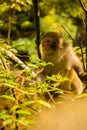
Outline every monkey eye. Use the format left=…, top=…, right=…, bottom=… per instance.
left=51, top=42, right=57, bottom=49
left=46, top=40, right=50, bottom=43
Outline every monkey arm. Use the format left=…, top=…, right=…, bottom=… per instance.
left=73, top=61, right=84, bottom=75
left=60, top=45, right=84, bottom=76
left=67, top=45, right=84, bottom=75
left=72, top=50, right=84, bottom=76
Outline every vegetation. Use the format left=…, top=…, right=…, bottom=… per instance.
left=0, top=0, right=87, bottom=129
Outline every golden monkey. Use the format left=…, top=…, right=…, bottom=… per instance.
left=37, top=32, right=85, bottom=94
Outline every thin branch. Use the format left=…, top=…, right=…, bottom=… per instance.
left=0, top=46, right=36, bottom=77
left=61, top=24, right=85, bottom=72
left=32, top=0, right=41, bottom=59
left=0, top=52, right=10, bottom=73
left=79, top=0, right=87, bottom=12
left=61, top=25, right=77, bottom=44
left=8, top=15, right=11, bottom=45
left=8, top=3, right=12, bottom=45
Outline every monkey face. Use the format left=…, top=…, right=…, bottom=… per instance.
left=42, top=38, right=58, bottom=50
left=42, top=32, right=59, bottom=55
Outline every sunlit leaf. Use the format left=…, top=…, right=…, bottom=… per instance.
left=1, top=83, right=14, bottom=88
left=74, top=93, right=87, bottom=99
left=21, top=101, right=35, bottom=106
left=37, top=100, right=51, bottom=108
left=11, top=105, right=20, bottom=111
left=16, top=110, right=32, bottom=116
left=3, top=119, right=13, bottom=126
left=0, top=95, right=15, bottom=101
left=0, top=111, right=11, bottom=119
left=0, top=114, right=11, bottom=119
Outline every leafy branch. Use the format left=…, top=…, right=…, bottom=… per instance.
left=0, top=46, right=36, bottom=77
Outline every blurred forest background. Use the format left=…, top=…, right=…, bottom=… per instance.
left=0, top=0, right=87, bottom=129
left=0, top=0, right=87, bottom=60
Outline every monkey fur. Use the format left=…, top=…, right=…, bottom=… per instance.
left=37, top=32, right=85, bottom=94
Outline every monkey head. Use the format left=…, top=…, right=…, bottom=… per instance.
left=41, top=32, right=64, bottom=55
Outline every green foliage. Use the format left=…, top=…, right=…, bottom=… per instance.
left=0, top=95, right=15, bottom=101
left=0, top=46, right=66, bottom=129
left=39, top=0, right=87, bottom=18
left=0, top=0, right=86, bottom=41
left=40, top=14, right=76, bottom=41
left=40, top=15, right=61, bottom=33
left=12, top=38, right=38, bottom=61
left=75, top=93, right=87, bottom=99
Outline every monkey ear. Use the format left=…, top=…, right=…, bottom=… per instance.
left=57, top=32, right=64, bottom=48
left=59, top=37, right=64, bottom=49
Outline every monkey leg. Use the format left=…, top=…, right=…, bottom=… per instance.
left=58, top=69, right=85, bottom=95
left=70, top=69, right=85, bottom=94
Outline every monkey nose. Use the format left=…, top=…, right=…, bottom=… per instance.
left=44, top=43, right=51, bottom=50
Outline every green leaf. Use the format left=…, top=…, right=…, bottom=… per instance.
left=0, top=111, right=11, bottom=119
left=74, top=93, right=87, bottom=99
left=37, top=100, right=51, bottom=108
left=11, top=105, right=20, bottom=111
left=40, top=61, right=54, bottom=67
left=21, top=101, right=34, bottom=106
left=0, top=114, right=11, bottom=119
left=0, top=95, right=15, bottom=101
left=1, top=83, right=14, bottom=88
left=3, top=119, right=13, bottom=126
left=16, top=110, right=32, bottom=116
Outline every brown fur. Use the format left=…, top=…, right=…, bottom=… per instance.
left=38, top=32, right=85, bottom=94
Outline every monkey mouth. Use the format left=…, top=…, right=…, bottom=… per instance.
left=44, top=49, right=54, bottom=56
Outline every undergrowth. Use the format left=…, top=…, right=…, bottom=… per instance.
left=0, top=41, right=86, bottom=130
